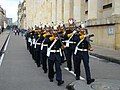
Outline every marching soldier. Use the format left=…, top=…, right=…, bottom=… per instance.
left=57, top=24, right=66, bottom=63
left=25, top=29, right=31, bottom=50
left=34, top=30, right=42, bottom=67
left=73, top=27, right=95, bottom=84
left=31, top=30, right=37, bottom=60
left=63, top=18, right=77, bottom=71
left=29, top=30, right=35, bottom=56
left=46, top=25, right=64, bottom=86
left=40, top=25, right=50, bottom=73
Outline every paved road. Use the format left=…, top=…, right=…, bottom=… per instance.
left=0, top=33, right=120, bottom=90
left=89, top=56, right=120, bottom=80
left=0, top=33, right=73, bottom=90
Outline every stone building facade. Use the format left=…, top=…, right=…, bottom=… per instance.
left=18, top=0, right=27, bottom=29
left=0, top=6, right=6, bottom=29
left=18, top=0, right=120, bottom=50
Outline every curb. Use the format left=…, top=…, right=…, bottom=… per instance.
left=89, top=52, right=120, bottom=64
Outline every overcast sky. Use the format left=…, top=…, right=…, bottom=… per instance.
left=0, top=0, right=23, bottom=22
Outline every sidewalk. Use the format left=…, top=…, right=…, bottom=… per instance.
left=66, top=79, right=120, bottom=90
left=0, top=30, right=10, bottom=54
left=89, top=45, right=120, bottom=64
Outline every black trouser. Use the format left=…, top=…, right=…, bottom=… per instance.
left=41, top=48, right=47, bottom=72
left=34, top=50, right=41, bottom=67
left=48, top=53, right=62, bottom=81
left=31, top=46, right=35, bottom=60
left=26, top=40, right=29, bottom=50
left=64, top=47, right=74, bottom=70
left=73, top=51, right=91, bottom=81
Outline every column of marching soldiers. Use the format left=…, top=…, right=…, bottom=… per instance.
left=25, top=18, right=95, bottom=86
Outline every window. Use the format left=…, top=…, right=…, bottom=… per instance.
left=85, top=10, right=88, bottom=14
left=103, top=3, right=112, bottom=9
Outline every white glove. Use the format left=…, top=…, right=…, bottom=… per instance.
left=73, top=30, right=77, bottom=34
left=55, top=37, right=59, bottom=40
left=84, top=34, right=89, bottom=37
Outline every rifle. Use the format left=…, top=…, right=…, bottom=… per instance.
left=85, top=34, right=94, bottom=42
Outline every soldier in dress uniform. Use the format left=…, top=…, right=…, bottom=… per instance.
left=73, top=27, right=95, bottom=84
left=40, top=25, right=51, bottom=73
left=46, top=25, right=64, bottom=86
left=57, top=24, right=66, bottom=63
left=63, top=18, right=77, bottom=71
left=25, top=28, right=31, bottom=51
left=31, top=29, right=37, bottom=60
left=34, top=29, right=42, bottom=67
left=29, top=30, right=35, bottom=57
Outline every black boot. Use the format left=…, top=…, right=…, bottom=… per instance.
left=44, top=70, right=47, bottom=73
left=50, top=79, right=53, bottom=82
left=57, top=80, right=64, bottom=86
left=75, top=76, right=80, bottom=80
left=87, top=79, right=95, bottom=84
left=68, top=68, right=72, bottom=71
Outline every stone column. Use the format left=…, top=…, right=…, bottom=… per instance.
left=64, top=0, right=70, bottom=23
left=74, top=0, right=81, bottom=22
left=88, top=0, right=98, bottom=19
left=57, top=0, right=62, bottom=23
left=112, top=0, right=120, bottom=15
left=26, top=0, right=34, bottom=28
left=62, top=0, right=64, bottom=21
left=51, top=0, right=57, bottom=24
left=70, top=0, right=74, bottom=18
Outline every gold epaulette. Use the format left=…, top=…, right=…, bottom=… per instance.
left=79, top=35, right=84, bottom=39
left=43, top=34, right=47, bottom=38
left=38, top=34, right=40, bottom=37
left=49, top=35, right=55, bottom=41
left=67, top=33, right=72, bottom=38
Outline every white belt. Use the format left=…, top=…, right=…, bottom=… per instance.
left=36, top=43, right=41, bottom=45
left=43, top=44, right=48, bottom=46
left=63, top=40, right=76, bottom=44
left=69, top=41, right=76, bottom=44
left=50, top=50, right=60, bottom=53
left=47, top=48, right=62, bottom=57
left=77, top=48, right=88, bottom=51
left=34, top=43, right=41, bottom=48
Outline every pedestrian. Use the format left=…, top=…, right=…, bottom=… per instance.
left=13, top=29, right=17, bottom=35
left=17, top=29, right=20, bottom=35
